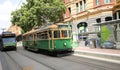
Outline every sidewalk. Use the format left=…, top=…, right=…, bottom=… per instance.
left=73, top=47, right=120, bottom=64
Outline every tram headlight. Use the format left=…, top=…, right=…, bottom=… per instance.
left=64, top=43, right=67, bottom=46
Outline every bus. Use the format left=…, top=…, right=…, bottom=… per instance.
left=22, top=23, right=73, bottom=56
left=0, top=31, right=17, bottom=51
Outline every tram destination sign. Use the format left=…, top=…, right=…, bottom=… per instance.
left=3, top=34, right=15, bottom=36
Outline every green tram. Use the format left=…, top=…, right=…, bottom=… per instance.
left=22, top=23, right=73, bottom=55
left=0, top=32, right=17, bottom=51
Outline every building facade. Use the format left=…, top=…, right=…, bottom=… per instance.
left=8, top=25, right=22, bottom=36
left=63, top=0, right=115, bottom=48
left=113, top=0, right=120, bottom=19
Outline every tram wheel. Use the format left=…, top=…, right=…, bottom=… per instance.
left=24, top=46, right=28, bottom=50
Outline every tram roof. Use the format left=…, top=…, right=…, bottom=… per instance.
left=23, top=23, right=71, bottom=36
left=23, top=24, right=58, bottom=35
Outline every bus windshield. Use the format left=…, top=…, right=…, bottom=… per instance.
left=2, top=37, right=16, bottom=43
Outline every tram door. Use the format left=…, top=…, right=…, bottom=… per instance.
left=49, top=30, right=60, bottom=50
left=34, top=34, right=38, bottom=50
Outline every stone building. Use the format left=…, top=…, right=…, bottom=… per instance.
left=113, top=0, right=120, bottom=49
left=7, top=25, right=22, bottom=36
left=63, top=0, right=115, bottom=48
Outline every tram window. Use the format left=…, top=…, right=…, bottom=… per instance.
left=23, top=36, right=26, bottom=41
left=44, top=31, right=48, bottom=39
left=48, top=31, right=52, bottom=38
left=61, top=30, right=67, bottom=37
left=54, top=31, right=60, bottom=38
left=26, top=35, right=29, bottom=41
left=34, top=34, right=37, bottom=40
left=37, top=31, right=48, bottom=39
left=29, top=34, right=33, bottom=40
left=37, top=33, right=41, bottom=39
left=37, top=32, right=43, bottom=39
left=25, top=35, right=28, bottom=41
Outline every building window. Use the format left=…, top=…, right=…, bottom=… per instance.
left=68, top=7, right=71, bottom=16
left=76, top=3, right=79, bottom=13
left=65, top=7, right=71, bottom=18
left=105, top=16, right=112, bottom=21
left=64, top=13, right=66, bottom=18
left=80, top=1, right=83, bottom=12
left=119, top=11, right=120, bottom=19
left=104, top=0, right=111, bottom=4
left=96, top=0, right=100, bottom=6
left=113, top=12, right=117, bottom=20
left=83, top=0, right=86, bottom=11
left=96, top=18, right=101, bottom=23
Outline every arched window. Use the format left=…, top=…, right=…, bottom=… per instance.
left=77, top=22, right=87, bottom=33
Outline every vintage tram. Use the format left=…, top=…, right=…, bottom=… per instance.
left=0, top=31, right=17, bottom=51
left=22, top=23, right=73, bottom=56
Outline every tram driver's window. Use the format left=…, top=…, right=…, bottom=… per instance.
left=69, top=30, right=72, bottom=37
left=54, top=31, right=60, bottom=38
left=61, top=30, right=67, bottom=37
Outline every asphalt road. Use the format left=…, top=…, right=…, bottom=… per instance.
left=0, top=46, right=120, bottom=70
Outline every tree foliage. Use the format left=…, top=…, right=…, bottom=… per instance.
left=11, top=0, right=66, bottom=32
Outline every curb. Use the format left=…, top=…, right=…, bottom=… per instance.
left=73, top=50, right=120, bottom=64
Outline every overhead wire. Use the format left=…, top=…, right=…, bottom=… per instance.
left=16, top=0, right=23, bottom=9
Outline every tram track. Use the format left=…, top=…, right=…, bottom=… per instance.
left=17, top=48, right=110, bottom=70
left=15, top=50, right=55, bottom=70
left=17, top=51, right=56, bottom=70
left=5, top=51, right=23, bottom=70
left=20, top=48, right=112, bottom=70
left=17, top=47, right=120, bottom=70
left=0, top=51, right=22, bottom=70
left=5, top=50, right=54, bottom=70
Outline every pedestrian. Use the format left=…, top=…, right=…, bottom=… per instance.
left=85, top=39, right=90, bottom=46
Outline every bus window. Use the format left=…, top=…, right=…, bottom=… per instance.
left=61, top=30, right=68, bottom=37
left=54, top=30, right=60, bottom=38
left=2, top=37, right=16, bottom=43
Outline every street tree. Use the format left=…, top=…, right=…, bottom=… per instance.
left=11, top=0, right=66, bottom=33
